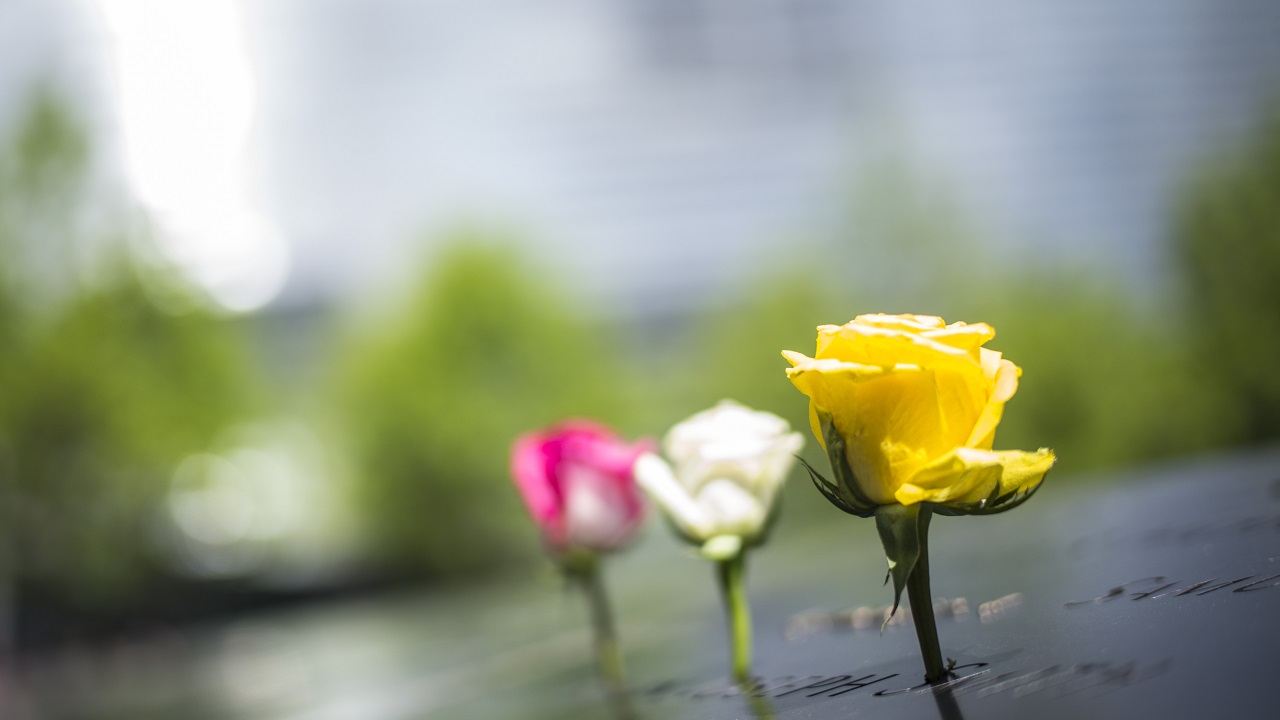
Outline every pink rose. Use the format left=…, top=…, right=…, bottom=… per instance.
left=511, top=421, right=651, bottom=555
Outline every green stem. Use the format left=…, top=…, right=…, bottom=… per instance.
left=575, top=557, right=627, bottom=692
left=716, top=552, right=753, bottom=684
left=905, top=506, right=947, bottom=682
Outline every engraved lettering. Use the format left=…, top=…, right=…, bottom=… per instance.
left=662, top=659, right=1171, bottom=705
left=874, top=660, right=1171, bottom=702
left=1073, top=568, right=1278, bottom=608
left=743, top=676, right=796, bottom=697
left=825, top=673, right=897, bottom=697
left=1130, top=580, right=1180, bottom=601
left=689, top=679, right=733, bottom=699
left=1063, top=586, right=1122, bottom=607
left=948, top=671, right=1019, bottom=697
left=1011, top=666, right=1079, bottom=698
left=775, top=675, right=851, bottom=697
left=642, top=679, right=679, bottom=696
left=973, top=666, right=1060, bottom=698
left=1233, top=572, right=1280, bottom=592
left=872, top=681, right=927, bottom=697
left=1098, top=586, right=1126, bottom=602
left=1096, top=661, right=1136, bottom=687
left=1065, top=576, right=1165, bottom=607
left=1173, top=578, right=1216, bottom=596
left=923, top=664, right=992, bottom=695
left=1194, top=575, right=1254, bottom=595
left=871, top=663, right=989, bottom=696
left=760, top=675, right=824, bottom=697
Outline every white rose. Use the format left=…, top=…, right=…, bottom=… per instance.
left=635, top=400, right=804, bottom=560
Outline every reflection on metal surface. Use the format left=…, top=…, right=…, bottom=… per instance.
left=963, top=661, right=1172, bottom=700
left=8, top=449, right=1280, bottom=719
left=932, top=686, right=966, bottom=720
left=785, top=594, right=1016, bottom=641
left=734, top=680, right=778, bottom=720
left=1068, top=513, right=1280, bottom=556
left=872, top=663, right=990, bottom=697
left=977, top=593, right=1023, bottom=624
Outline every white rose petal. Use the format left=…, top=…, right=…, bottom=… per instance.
left=697, top=479, right=766, bottom=536
left=634, top=452, right=710, bottom=538
left=638, top=400, right=803, bottom=549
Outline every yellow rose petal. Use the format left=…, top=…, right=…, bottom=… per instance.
left=978, top=347, right=1004, bottom=381
left=934, top=365, right=989, bottom=450
left=965, top=358, right=1021, bottom=450
left=895, top=447, right=1055, bottom=507
left=921, top=322, right=996, bottom=358
left=783, top=349, right=890, bottom=454
left=819, top=322, right=981, bottom=371
left=854, top=313, right=946, bottom=331
left=990, top=447, right=1055, bottom=497
left=894, top=447, right=1004, bottom=505
left=783, top=313, right=1052, bottom=515
left=786, top=359, right=952, bottom=503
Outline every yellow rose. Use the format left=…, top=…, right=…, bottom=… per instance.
left=783, top=313, right=1054, bottom=512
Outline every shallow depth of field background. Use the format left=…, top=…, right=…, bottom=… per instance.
left=1, top=1, right=1279, bottom=717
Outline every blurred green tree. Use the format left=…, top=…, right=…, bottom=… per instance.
left=769, top=151, right=1242, bottom=479
left=1175, top=112, right=1280, bottom=442
left=3, top=277, right=261, bottom=599
left=0, top=89, right=262, bottom=612
left=967, top=272, right=1240, bottom=472
left=666, top=271, right=864, bottom=454
left=332, top=235, right=631, bottom=578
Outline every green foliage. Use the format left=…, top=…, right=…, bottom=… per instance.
left=966, top=272, right=1241, bottom=473
left=0, top=87, right=89, bottom=313
left=328, top=126, right=1280, bottom=576
left=1174, top=112, right=1280, bottom=441
left=0, top=89, right=262, bottom=604
left=4, top=86, right=87, bottom=211
left=647, top=271, right=836, bottom=435
left=762, top=152, right=1248, bottom=480
left=333, top=235, right=630, bottom=577
left=1, top=277, right=260, bottom=598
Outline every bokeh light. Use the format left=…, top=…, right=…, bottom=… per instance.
left=94, top=0, right=288, bottom=312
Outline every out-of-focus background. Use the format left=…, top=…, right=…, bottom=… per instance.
left=1, top=0, right=1279, bottom=717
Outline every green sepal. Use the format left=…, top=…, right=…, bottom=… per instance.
left=700, top=534, right=743, bottom=561
left=874, top=503, right=932, bottom=626
left=797, top=455, right=872, bottom=517
left=931, top=469, right=1050, bottom=517
left=556, top=546, right=599, bottom=579
left=816, top=409, right=879, bottom=516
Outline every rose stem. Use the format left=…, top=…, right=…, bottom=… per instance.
left=905, top=505, right=947, bottom=683
left=716, top=551, right=753, bottom=684
left=576, top=556, right=626, bottom=690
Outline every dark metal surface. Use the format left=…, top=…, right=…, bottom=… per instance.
left=15, top=448, right=1280, bottom=719
left=608, top=448, right=1280, bottom=719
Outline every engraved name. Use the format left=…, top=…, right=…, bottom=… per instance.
left=1065, top=570, right=1280, bottom=607
left=641, top=658, right=1167, bottom=703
